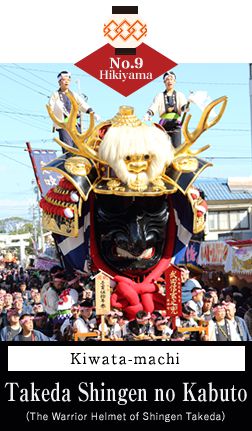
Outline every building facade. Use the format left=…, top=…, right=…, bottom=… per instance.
left=196, top=178, right=252, bottom=241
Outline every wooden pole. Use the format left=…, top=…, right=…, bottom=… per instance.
left=101, top=315, right=105, bottom=341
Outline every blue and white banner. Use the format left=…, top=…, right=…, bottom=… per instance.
left=29, top=149, right=61, bottom=197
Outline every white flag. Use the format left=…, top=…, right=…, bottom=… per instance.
left=188, top=91, right=217, bottom=119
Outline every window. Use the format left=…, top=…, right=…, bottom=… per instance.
left=208, top=209, right=249, bottom=231
left=219, top=212, right=229, bottom=230
left=208, top=211, right=218, bottom=230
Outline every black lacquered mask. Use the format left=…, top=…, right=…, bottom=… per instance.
left=94, top=195, right=169, bottom=275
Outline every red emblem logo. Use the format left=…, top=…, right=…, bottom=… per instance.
left=75, top=6, right=177, bottom=96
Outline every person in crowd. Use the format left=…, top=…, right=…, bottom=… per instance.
left=0, top=297, right=7, bottom=329
left=32, top=303, right=44, bottom=314
left=244, top=297, right=252, bottom=337
left=232, top=292, right=246, bottom=317
left=40, top=265, right=63, bottom=304
left=28, top=287, right=40, bottom=307
left=77, top=300, right=97, bottom=335
left=207, top=287, right=219, bottom=305
left=3, top=293, right=13, bottom=312
left=221, top=287, right=234, bottom=303
left=201, top=293, right=214, bottom=321
left=187, top=287, right=205, bottom=319
left=224, top=301, right=251, bottom=341
left=176, top=303, right=200, bottom=341
left=31, top=291, right=42, bottom=306
left=208, top=304, right=231, bottom=341
left=143, top=71, right=189, bottom=148
left=13, top=297, right=33, bottom=315
left=0, top=309, right=21, bottom=341
left=60, top=303, right=82, bottom=340
left=98, top=310, right=123, bottom=340
left=48, top=71, right=100, bottom=151
left=33, top=312, right=53, bottom=338
left=126, top=310, right=152, bottom=340
left=18, top=281, right=30, bottom=302
left=42, top=272, right=65, bottom=316
left=181, top=271, right=203, bottom=304
left=150, top=316, right=173, bottom=340
left=13, top=314, right=55, bottom=341
left=117, top=312, right=129, bottom=339
left=5, top=271, right=14, bottom=290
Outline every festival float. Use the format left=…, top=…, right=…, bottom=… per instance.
left=40, top=92, right=227, bottom=321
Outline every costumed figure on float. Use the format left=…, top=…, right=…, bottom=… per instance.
left=40, top=92, right=227, bottom=322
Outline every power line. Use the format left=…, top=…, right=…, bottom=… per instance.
left=0, top=151, right=32, bottom=169
left=12, top=63, right=55, bottom=87
left=0, top=111, right=49, bottom=132
left=0, top=138, right=53, bottom=144
left=204, top=128, right=249, bottom=132
left=178, top=81, right=247, bottom=86
left=185, top=125, right=250, bottom=132
left=0, top=144, right=55, bottom=150
left=0, top=97, right=47, bottom=117
left=0, top=65, right=52, bottom=93
left=0, top=71, right=49, bottom=98
left=205, top=157, right=251, bottom=159
left=0, top=110, right=48, bottom=119
left=0, top=144, right=25, bottom=149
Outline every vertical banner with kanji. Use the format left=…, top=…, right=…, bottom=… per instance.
left=165, top=265, right=182, bottom=317
left=26, top=143, right=62, bottom=196
left=95, top=272, right=111, bottom=315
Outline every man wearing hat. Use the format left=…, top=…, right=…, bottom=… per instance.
left=48, top=71, right=100, bottom=151
left=143, top=71, right=188, bottom=148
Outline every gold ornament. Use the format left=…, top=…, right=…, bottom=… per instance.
left=107, top=179, right=122, bottom=190
left=124, top=153, right=152, bottom=174
left=151, top=177, right=166, bottom=191
left=172, top=156, right=199, bottom=172
left=128, top=177, right=148, bottom=192
left=110, top=106, right=142, bottom=128
left=64, top=156, right=92, bottom=176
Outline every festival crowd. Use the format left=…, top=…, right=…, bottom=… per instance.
left=0, top=265, right=251, bottom=342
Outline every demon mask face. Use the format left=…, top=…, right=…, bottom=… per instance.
left=94, top=194, right=169, bottom=275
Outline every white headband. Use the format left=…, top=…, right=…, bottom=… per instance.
left=58, top=72, right=71, bottom=82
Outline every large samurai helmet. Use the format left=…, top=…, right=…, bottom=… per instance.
left=42, top=92, right=227, bottom=273
left=46, top=91, right=227, bottom=198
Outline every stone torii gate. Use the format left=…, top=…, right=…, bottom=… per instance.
left=0, top=233, right=31, bottom=266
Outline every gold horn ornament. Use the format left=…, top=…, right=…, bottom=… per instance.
left=46, top=90, right=109, bottom=164
left=172, top=96, right=228, bottom=172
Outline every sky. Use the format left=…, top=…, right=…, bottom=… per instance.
left=0, top=62, right=251, bottom=220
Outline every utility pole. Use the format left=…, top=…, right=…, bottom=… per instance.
left=75, top=79, right=88, bottom=133
left=37, top=188, right=45, bottom=253
left=32, top=204, right=38, bottom=253
left=76, top=78, right=84, bottom=133
left=32, top=180, right=45, bottom=253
